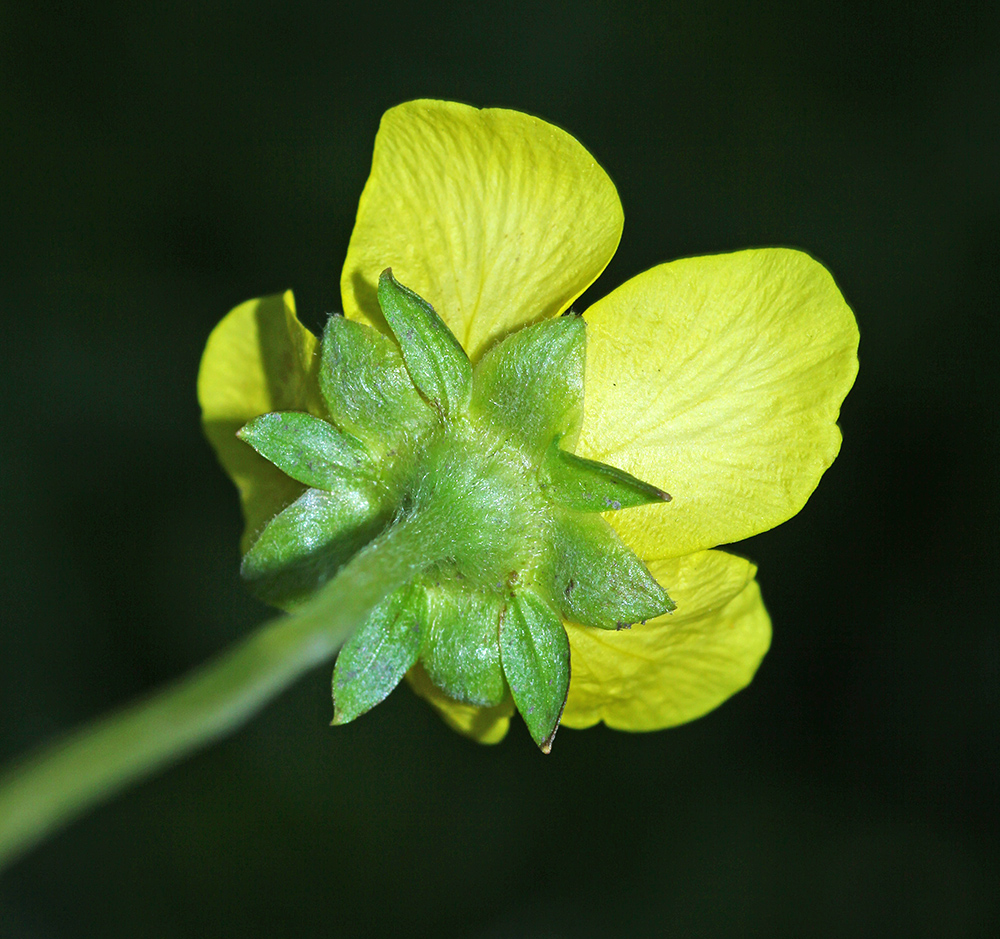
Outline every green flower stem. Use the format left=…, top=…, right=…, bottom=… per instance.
left=0, top=515, right=436, bottom=871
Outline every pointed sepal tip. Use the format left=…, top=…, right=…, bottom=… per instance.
left=539, top=439, right=672, bottom=512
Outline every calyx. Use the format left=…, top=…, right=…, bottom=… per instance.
left=238, top=269, right=674, bottom=751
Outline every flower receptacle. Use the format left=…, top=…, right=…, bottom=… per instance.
left=238, top=273, right=674, bottom=749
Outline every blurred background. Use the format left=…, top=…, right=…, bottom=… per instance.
left=1, top=1, right=997, bottom=936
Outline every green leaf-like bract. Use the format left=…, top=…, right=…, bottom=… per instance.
left=538, top=437, right=671, bottom=512
left=500, top=590, right=570, bottom=752
left=319, top=314, right=435, bottom=454
left=547, top=510, right=675, bottom=629
left=420, top=581, right=507, bottom=707
left=471, top=317, right=585, bottom=456
left=377, top=269, right=472, bottom=418
left=242, top=485, right=390, bottom=609
left=332, top=582, right=424, bottom=724
left=238, top=411, right=373, bottom=490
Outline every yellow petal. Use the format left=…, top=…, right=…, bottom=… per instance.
left=578, top=249, right=859, bottom=558
left=405, top=663, right=514, bottom=744
left=341, top=100, right=623, bottom=360
left=561, top=550, right=771, bottom=731
left=197, top=291, right=323, bottom=552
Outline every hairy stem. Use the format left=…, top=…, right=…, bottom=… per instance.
left=0, top=516, right=434, bottom=871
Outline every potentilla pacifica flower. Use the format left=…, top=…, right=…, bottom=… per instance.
left=198, top=100, right=859, bottom=751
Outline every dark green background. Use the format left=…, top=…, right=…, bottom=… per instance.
left=2, top=2, right=997, bottom=936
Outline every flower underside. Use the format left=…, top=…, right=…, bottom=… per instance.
left=237, top=270, right=674, bottom=751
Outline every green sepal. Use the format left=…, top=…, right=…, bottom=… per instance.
left=419, top=580, right=507, bottom=707
left=319, top=314, right=435, bottom=453
left=538, top=438, right=671, bottom=512
left=377, top=269, right=472, bottom=418
left=331, top=581, right=424, bottom=725
left=471, top=316, right=585, bottom=457
left=500, top=590, right=570, bottom=753
left=237, top=411, right=374, bottom=491
left=547, top=510, right=675, bottom=629
left=241, top=485, right=389, bottom=609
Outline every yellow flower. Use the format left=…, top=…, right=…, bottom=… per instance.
left=198, top=100, right=858, bottom=745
